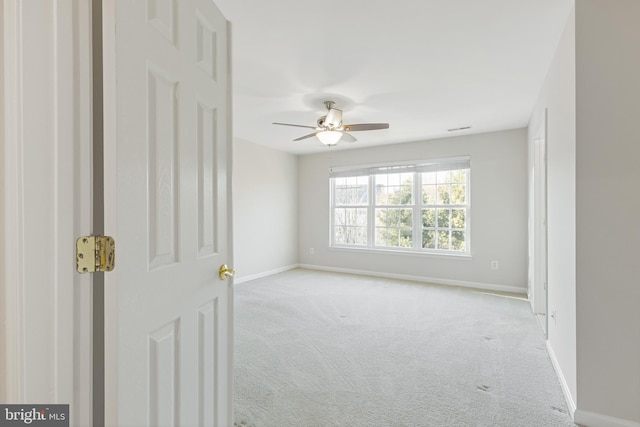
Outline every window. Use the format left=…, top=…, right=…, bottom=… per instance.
left=420, top=169, right=468, bottom=251
left=330, top=157, right=470, bottom=254
left=333, top=175, right=369, bottom=245
left=375, top=172, right=414, bottom=248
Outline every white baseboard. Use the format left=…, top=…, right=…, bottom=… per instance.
left=574, top=410, right=640, bottom=427
left=545, top=341, right=577, bottom=419
left=297, top=264, right=527, bottom=295
left=233, top=264, right=299, bottom=284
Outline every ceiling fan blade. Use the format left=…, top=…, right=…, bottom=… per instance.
left=293, top=132, right=319, bottom=141
left=342, top=123, right=389, bottom=132
left=340, top=132, right=357, bottom=143
left=273, top=122, right=317, bottom=130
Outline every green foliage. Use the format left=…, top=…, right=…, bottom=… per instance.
left=419, top=170, right=467, bottom=251
left=422, top=209, right=435, bottom=227
left=422, top=230, right=435, bottom=249
left=422, top=170, right=466, bottom=205
left=451, top=231, right=465, bottom=251
left=375, top=173, right=413, bottom=247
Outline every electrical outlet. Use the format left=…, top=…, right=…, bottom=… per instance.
left=491, top=260, right=499, bottom=270
left=309, top=247, right=315, bottom=255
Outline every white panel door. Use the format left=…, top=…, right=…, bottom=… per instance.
left=103, top=1, right=233, bottom=426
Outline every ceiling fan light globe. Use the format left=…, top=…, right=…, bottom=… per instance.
left=318, top=130, right=342, bottom=146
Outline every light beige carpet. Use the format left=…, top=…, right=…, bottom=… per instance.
left=234, top=269, right=575, bottom=427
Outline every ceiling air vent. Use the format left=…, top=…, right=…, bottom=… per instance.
left=447, top=126, right=472, bottom=132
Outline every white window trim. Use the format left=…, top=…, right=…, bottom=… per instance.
left=329, top=157, right=471, bottom=256
left=328, top=245, right=473, bottom=260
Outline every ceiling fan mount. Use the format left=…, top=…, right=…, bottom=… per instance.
left=323, top=100, right=335, bottom=110
left=272, top=100, right=389, bottom=146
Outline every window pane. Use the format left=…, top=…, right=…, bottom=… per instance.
left=387, top=186, right=402, bottom=203
left=346, top=208, right=365, bottom=225
left=375, top=173, right=413, bottom=205
left=399, top=209, right=412, bottom=227
left=451, top=184, right=465, bottom=204
left=347, top=227, right=356, bottom=244
left=377, top=208, right=413, bottom=227
left=357, top=186, right=368, bottom=204
left=336, top=225, right=367, bottom=245
left=375, top=227, right=412, bottom=248
left=422, top=230, right=435, bottom=249
left=451, top=209, right=465, bottom=228
left=422, top=184, right=436, bottom=204
left=422, top=172, right=436, bottom=185
left=335, top=207, right=368, bottom=246
left=437, top=209, right=450, bottom=228
left=399, top=228, right=412, bottom=247
left=400, top=183, right=413, bottom=204
left=452, top=170, right=466, bottom=183
left=346, top=188, right=356, bottom=204
left=344, top=208, right=353, bottom=224
left=353, top=227, right=365, bottom=244
left=356, top=208, right=367, bottom=226
left=452, top=231, right=465, bottom=251
left=437, top=170, right=452, bottom=183
left=388, top=208, right=400, bottom=226
left=438, top=230, right=450, bottom=249
left=375, top=228, right=386, bottom=246
left=375, top=185, right=386, bottom=204
left=334, top=208, right=344, bottom=225
left=422, top=209, right=435, bottom=228
left=335, top=176, right=368, bottom=206
left=437, top=184, right=451, bottom=204
left=376, top=228, right=397, bottom=246
left=357, top=227, right=367, bottom=245
left=388, top=174, right=400, bottom=186
left=375, top=208, right=387, bottom=226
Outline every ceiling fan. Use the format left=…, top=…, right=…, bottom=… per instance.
left=273, top=101, right=389, bottom=146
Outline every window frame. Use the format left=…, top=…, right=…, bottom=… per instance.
left=329, top=157, right=471, bottom=256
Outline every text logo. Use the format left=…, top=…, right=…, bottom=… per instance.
left=0, top=405, right=68, bottom=427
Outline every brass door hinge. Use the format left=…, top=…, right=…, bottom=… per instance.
left=76, top=235, right=115, bottom=273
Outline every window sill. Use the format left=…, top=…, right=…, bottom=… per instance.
left=328, top=245, right=472, bottom=260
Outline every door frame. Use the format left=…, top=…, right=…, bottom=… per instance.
left=528, top=108, right=549, bottom=334
left=1, top=1, right=94, bottom=425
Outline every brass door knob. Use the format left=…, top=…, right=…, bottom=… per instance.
left=219, top=264, right=235, bottom=280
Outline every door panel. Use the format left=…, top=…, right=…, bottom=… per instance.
left=147, top=65, right=179, bottom=269
left=103, top=1, right=232, bottom=425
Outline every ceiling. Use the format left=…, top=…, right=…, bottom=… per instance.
left=213, top=0, right=573, bottom=155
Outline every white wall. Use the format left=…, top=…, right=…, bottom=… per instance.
left=298, top=129, right=528, bottom=293
left=233, top=139, right=298, bottom=282
left=575, top=1, right=640, bottom=424
left=530, top=3, right=640, bottom=425
left=528, top=4, right=577, bottom=414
